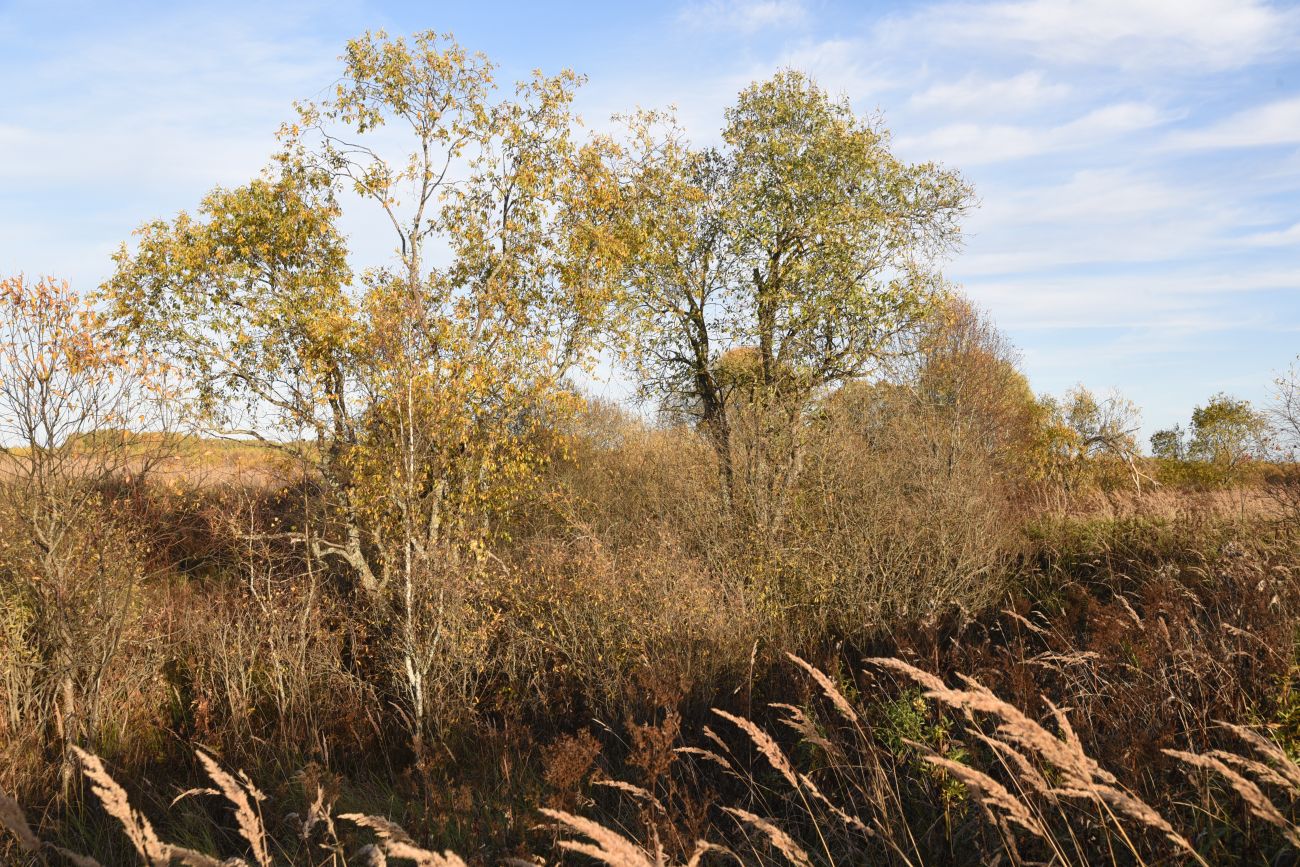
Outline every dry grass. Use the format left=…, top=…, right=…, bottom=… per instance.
left=2, top=630, right=1298, bottom=866
left=3, top=399, right=1299, bottom=865
left=1164, top=723, right=1300, bottom=849
left=2, top=750, right=475, bottom=867
left=870, top=658, right=1199, bottom=861
left=543, top=646, right=1293, bottom=866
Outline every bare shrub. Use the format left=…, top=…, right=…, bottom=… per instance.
left=797, top=389, right=1017, bottom=629
left=0, top=276, right=175, bottom=795
left=749, top=298, right=1034, bottom=633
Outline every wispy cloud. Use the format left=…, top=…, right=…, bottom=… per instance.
left=770, top=38, right=898, bottom=103
left=898, top=101, right=1172, bottom=165
left=910, top=71, right=1070, bottom=115
left=1166, top=96, right=1300, bottom=150
left=1239, top=221, right=1300, bottom=247
left=3, top=0, right=1298, bottom=434
left=677, top=0, right=808, bottom=34
left=966, top=266, right=1300, bottom=330
left=0, top=3, right=339, bottom=292
left=958, top=167, right=1259, bottom=275
left=889, top=0, right=1298, bottom=71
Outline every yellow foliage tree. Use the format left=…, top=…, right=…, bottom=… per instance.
left=614, top=71, right=973, bottom=528
left=104, top=31, right=628, bottom=742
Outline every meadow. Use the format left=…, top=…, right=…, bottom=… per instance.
left=5, top=362, right=1300, bottom=865
left=3, top=27, right=1300, bottom=867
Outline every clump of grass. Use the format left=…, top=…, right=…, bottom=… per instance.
left=869, top=657, right=1200, bottom=863
left=4, top=648, right=1298, bottom=866
left=0, top=749, right=467, bottom=867
left=1164, top=722, right=1300, bottom=849
left=548, top=652, right=1245, bottom=866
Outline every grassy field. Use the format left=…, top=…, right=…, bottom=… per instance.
left=3, top=414, right=1300, bottom=867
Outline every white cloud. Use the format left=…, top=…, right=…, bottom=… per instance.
left=0, top=12, right=336, bottom=189
left=678, top=0, right=808, bottom=34
left=910, top=70, right=1070, bottom=114
left=0, top=123, right=277, bottom=188
left=1240, top=222, right=1300, bottom=247
left=3, top=0, right=1298, bottom=434
left=890, top=0, right=1297, bottom=71
left=1166, top=96, right=1300, bottom=150
left=954, top=164, right=1297, bottom=281
left=965, top=266, right=1300, bottom=330
left=898, top=101, right=1171, bottom=164
left=1065, top=102, right=1172, bottom=138
left=771, top=38, right=900, bottom=105
left=0, top=6, right=340, bottom=292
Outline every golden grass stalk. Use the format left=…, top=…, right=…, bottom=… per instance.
left=70, top=746, right=171, bottom=866
left=339, top=812, right=413, bottom=843
left=712, top=708, right=801, bottom=792
left=673, top=746, right=740, bottom=778
left=169, top=786, right=222, bottom=808
left=1001, top=608, right=1050, bottom=635
left=785, top=652, right=859, bottom=724
left=1164, top=748, right=1300, bottom=847
left=1206, top=750, right=1294, bottom=791
left=764, top=703, right=871, bottom=835
left=701, top=726, right=733, bottom=758
left=921, top=752, right=1046, bottom=840
left=712, top=705, right=846, bottom=860
left=0, top=789, right=39, bottom=852
left=869, top=657, right=1198, bottom=856
left=298, top=784, right=340, bottom=849
left=770, top=703, right=839, bottom=757
left=721, top=807, right=813, bottom=867
left=339, top=813, right=468, bottom=867
left=383, top=840, right=468, bottom=866
left=595, top=779, right=669, bottom=815
left=195, top=750, right=270, bottom=867
left=538, top=807, right=662, bottom=867
left=166, top=848, right=226, bottom=866
left=1223, top=723, right=1300, bottom=791
left=685, top=841, right=734, bottom=867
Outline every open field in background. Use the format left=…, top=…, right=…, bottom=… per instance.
left=0, top=437, right=291, bottom=490
left=9, top=430, right=1282, bottom=515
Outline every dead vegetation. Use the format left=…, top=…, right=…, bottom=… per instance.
left=3, top=33, right=1300, bottom=866
left=4, top=276, right=1300, bottom=865
left=4, top=386, right=1300, bottom=865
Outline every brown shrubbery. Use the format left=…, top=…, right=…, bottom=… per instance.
left=7, top=269, right=1300, bottom=865
left=7, top=366, right=1300, bottom=864
left=3, top=263, right=1300, bottom=867
left=6, top=515, right=1299, bottom=866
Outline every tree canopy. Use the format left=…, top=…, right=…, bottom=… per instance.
left=613, top=70, right=974, bottom=509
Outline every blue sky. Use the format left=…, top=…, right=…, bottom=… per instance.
left=2, top=0, right=1299, bottom=439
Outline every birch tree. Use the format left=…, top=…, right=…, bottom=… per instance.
left=104, top=30, right=626, bottom=743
